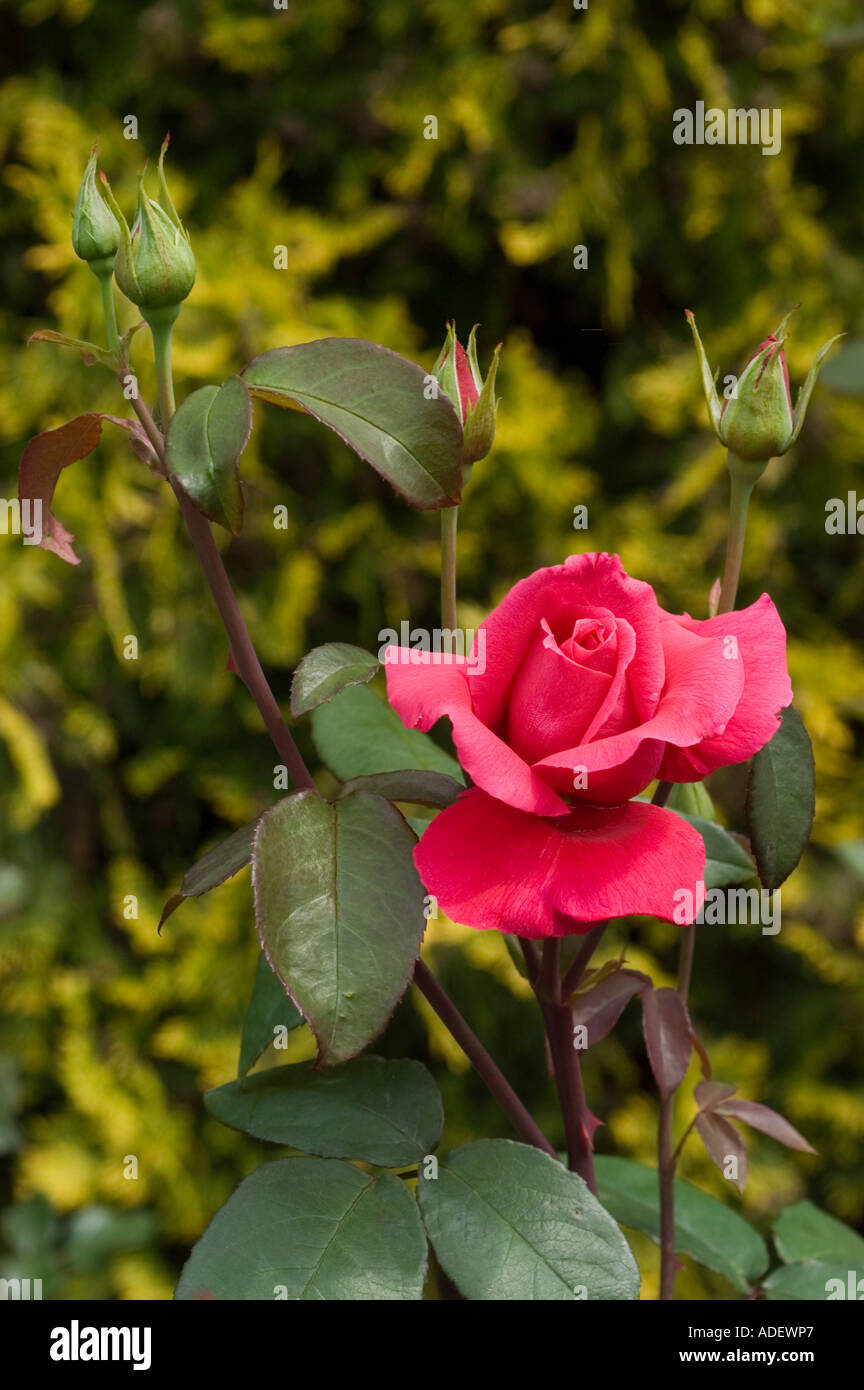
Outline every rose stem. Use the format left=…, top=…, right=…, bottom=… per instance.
left=151, top=317, right=177, bottom=426
left=520, top=938, right=540, bottom=983
left=173, top=484, right=320, bottom=793
left=657, top=1097, right=677, bottom=1298
left=561, top=920, right=607, bottom=998
left=657, top=452, right=755, bottom=1299
left=440, top=506, right=459, bottom=632
left=718, top=463, right=755, bottom=616
left=96, top=269, right=120, bottom=355
left=119, top=365, right=553, bottom=1155
left=124, top=383, right=316, bottom=791
left=537, top=940, right=598, bottom=1191
left=413, top=961, right=557, bottom=1157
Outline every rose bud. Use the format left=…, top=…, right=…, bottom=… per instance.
left=72, top=143, right=121, bottom=276
left=686, top=308, right=842, bottom=470
left=433, top=322, right=501, bottom=467
left=101, top=136, right=195, bottom=327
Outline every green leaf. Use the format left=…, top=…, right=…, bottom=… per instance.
left=671, top=810, right=755, bottom=889
left=762, top=1261, right=864, bottom=1301
left=159, top=819, right=258, bottom=931
left=238, top=950, right=303, bottom=1077
left=594, top=1155, right=768, bottom=1293
left=252, top=789, right=426, bottom=1066
left=166, top=375, right=252, bottom=533
left=206, top=1057, right=443, bottom=1166
left=242, top=337, right=463, bottom=510
left=311, top=683, right=462, bottom=782
left=290, top=642, right=380, bottom=718
left=418, top=1140, right=640, bottom=1300
left=406, top=816, right=434, bottom=839
left=745, top=706, right=815, bottom=891
left=337, top=770, right=463, bottom=808
left=175, top=1157, right=427, bottom=1300
left=773, top=1200, right=864, bottom=1266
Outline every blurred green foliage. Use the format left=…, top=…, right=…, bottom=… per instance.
left=2, top=0, right=864, bottom=1299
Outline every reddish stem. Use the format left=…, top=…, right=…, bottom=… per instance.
left=538, top=940, right=598, bottom=1191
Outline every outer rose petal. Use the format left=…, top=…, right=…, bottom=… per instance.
left=468, top=553, right=666, bottom=730
left=383, top=649, right=567, bottom=815
left=414, top=788, right=707, bottom=936
left=533, top=615, right=745, bottom=800
left=656, top=593, right=793, bottom=780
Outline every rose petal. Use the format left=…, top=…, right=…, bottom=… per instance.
left=468, top=553, right=666, bottom=732
left=533, top=616, right=745, bottom=801
left=413, top=788, right=707, bottom=936
left=657, top=594, right=793, bottom=780
left=453, top=340, right=479, bottom=418
left=505, top=615, right=636, bottom=765
left=384, top=648, right=567, bottom=815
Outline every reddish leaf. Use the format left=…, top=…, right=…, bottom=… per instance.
left=18, top=413, right=138, bottom=564
left=570, top=969, right=650, bottom=1049
left=125, top=427, right=160, bottom=469
left=28, top=328, right=108, bottom=366
left=694, top=1080, right=737, bottom=1110
left=695, top=1112, right=748, bottom=1192
left=715, top=1098, right=816, bottom=1155
left=642, top=987, right=692, bottom=1102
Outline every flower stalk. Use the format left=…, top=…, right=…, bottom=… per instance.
left=655, top=310, right=830, bottom=1298
left=718, top=465, right=754, bottom=616
left=97, top=269, right=121, bottom=356
left=150, top=312, right=177, bottom=428
left=440, top=507, right=459, bottom=633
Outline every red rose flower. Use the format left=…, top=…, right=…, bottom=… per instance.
left=384, top=553, right=792, bottom=937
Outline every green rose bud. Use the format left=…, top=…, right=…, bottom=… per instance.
left=686, top=308, right=842, bottom=478
left=722, top=328, right=794, bottom=462
left=432, top=322, right=501, bottom=470
left=72, top=142, right=121, bottom=276
left=101, top=136, right=195, bottom=326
